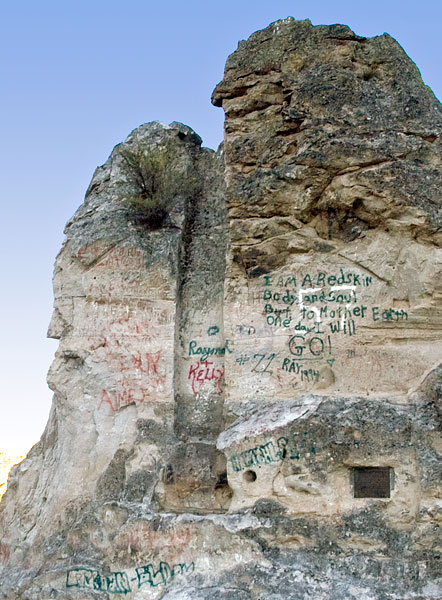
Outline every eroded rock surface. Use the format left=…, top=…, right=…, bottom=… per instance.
left=0, top=17, right=441, bottom=600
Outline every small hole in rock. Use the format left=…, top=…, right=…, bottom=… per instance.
left=243, top=470, right=257, bottom=483
left=164, top=464, right=174, bottom=484
left=215, top=471, right=228, bottom=489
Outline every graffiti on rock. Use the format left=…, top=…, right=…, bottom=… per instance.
left=113, top=524, right=192, bottom=560
left=262, top=270, right=373, bottom=290
left=229, top=435, right=320, bottom=472
left=66, top=560, right=195, bottom=594
left=136, top=561, right=194, bottom=589
left=188, top=360, right=224, bottom=395
left=99, top=350, right=166, bottom=412
left=241, top=267, right=411, bottom=385
left=229, top=438, right=287, bottom=472
left=235, top=352, right=276, bottom=373
left=261, top=269, right=408, bottom=335
left=188, top=339, right=233, bottom=361
left=66, top=568, right=131, bottom=594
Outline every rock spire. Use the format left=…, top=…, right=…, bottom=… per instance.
left=0, top=18, right=441, bottom=599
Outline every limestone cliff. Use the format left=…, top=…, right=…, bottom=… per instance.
left=0, top=18, right=441, bottom=600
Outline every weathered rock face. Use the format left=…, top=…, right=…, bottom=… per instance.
left=1, top=17, right=441, bottom=600
left=212, top=18, right=442, bottom=403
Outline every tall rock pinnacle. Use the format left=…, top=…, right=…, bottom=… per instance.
left=0, top=18, right=441, bottom=599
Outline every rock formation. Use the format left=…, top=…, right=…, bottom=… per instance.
left=1, top=17, right=441, bottom=599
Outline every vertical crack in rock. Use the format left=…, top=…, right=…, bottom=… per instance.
left=161, top=127, right=230, bottom=513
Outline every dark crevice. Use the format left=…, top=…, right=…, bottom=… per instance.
left=325, top=35, right=367, bottom=43
left=159, top=146, right=230, bottom=514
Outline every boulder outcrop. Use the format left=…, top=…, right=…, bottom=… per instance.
left=0, top=17, right=441, bottom=599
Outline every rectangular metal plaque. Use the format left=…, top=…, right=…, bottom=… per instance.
left=353, top=467, right=391, bottom=498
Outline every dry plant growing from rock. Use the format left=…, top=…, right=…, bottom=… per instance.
left=117, top=141, right=199, bottom=229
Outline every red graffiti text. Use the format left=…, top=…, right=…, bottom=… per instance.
left=188, top=360, right=224, bottom=395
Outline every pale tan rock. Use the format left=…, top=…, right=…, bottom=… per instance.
left=0, top=18, right=441, bottom=600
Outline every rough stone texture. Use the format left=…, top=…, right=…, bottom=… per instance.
left=1, top=17, right=441, bottom=600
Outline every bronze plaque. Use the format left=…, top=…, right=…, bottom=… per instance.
left=353, top=467, right=391, bottom=498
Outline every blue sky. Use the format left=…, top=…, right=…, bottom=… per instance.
left=0, top=0, right=440, bottom=454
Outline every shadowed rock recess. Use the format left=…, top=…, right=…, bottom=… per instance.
left=1, top=18, right=441, bottom=600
